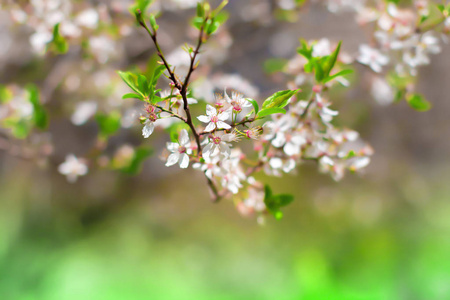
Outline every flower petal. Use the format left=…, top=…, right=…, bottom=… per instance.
left=204, top=122, right=216, bottom=132
left=166, top=153, right=179, bottom=167
left=203, top=143, right=213, bottom=157
left=142, top=121, right=154, bottom=138
left=179, top=129, right=190, bottom=145
left=218, top=111, right=230, bottom=121
left=206, top=104, right=216, bottom=117
left=216, top=121, right=231, bottom=130
left=179, top=153, right=189, bottom=168
left=197, top=115, right=210, bottom=123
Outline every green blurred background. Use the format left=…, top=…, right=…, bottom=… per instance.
left=1, top=1, right=450, bottom=299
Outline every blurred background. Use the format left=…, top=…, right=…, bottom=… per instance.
left=1, top=1, right=450, bottom=299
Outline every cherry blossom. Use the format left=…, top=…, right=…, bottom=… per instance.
left=58, top=154, right=88, bottom=183
left=165, top=129, right=192, bottom=168
left=197, top=104, right=231, bottom=132
left=357, top=44, right=389, bottom=73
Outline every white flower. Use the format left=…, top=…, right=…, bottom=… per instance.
left=71, top=101, right=97, bottom=125
left=193, top=156, right=221, bottom=179
left=312, top=38, right=332, bottom=57
left=203, top=132, right=237, bottom=158
left=58, top=154, right=88, bottom=183
left=221, top=151, right=246, bottom=194
left=142, top=119, right=155, bottom=138
left=268, top=157, right=296, bottom=176
left=371, top=77, right=394, bottom=106
left=197, top=104, right=231, bottom=132
left=272, top=130, right=306, bottom=156
left=349, top=156, right=370, bottom=171
left=357, top=44, right=389, bottom=73
left=75, top=8, right=99, bottom=29
left=316, top=94, right=338, bottom=124
left=165, top=129, right=192, bottom=168
left=224, top=89, right=251, bottom=114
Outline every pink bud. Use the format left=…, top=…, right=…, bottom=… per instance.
left=312, top=85, right=322, bottom=93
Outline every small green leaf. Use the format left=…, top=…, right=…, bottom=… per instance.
left=118, top=71, right=144, bottom=97
left=49, top=23, right=68, bottom=54
left=150, top=65, right=166, bottom=87
left=212, top=0, right=228, bottom=17
left=313, top=59, right=325, bottom=82
left=131, top=0, right=153, bottom=13
left=138, top=74, right=149, bottom=95
left=197, top=2, right=205, bottom=17
left=27, top=84, right=48, bottom=130
left=261, top=89, right=300, bottom=110
left=297, top=39, right=312, bottom=60
left=322, top=41, right=341, bottom=77
left=246, top=98, right=259, bottom=115
left=191, top=17, right=204, bottom=30
left=206, top=21, right=220, bottom=35
left=257, top=107, right=286, bottom=118
left=0, top=85, right=13, bottom=104
left=322, top=69, right=353, bottom=83
left=149, top=14, right=159, bottom=32
left=263, top=185, right=294, bottom=220
left=122, top=93, right=143, bottom=100
left=213, top=11, right=229, bottom=25
left=406, top=93, right=431, bottom=111
left=11, top=119, right=31, bottom=139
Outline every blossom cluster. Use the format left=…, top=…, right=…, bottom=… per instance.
left=2, top=0, right=441, bottom=222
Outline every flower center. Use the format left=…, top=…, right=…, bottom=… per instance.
left=178, top=146, right=187, bottom=153
left=233, top=105, right=242, bottom=113
left=148, top=113, right=157, bottom=122
left=213, top=136, right=221, bottom=144
left=211, top=115, right=219, bottom=123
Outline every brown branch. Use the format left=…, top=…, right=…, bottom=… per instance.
left=136, top=11, right=206, bottom=155
left=155, top=105, right=186, bottom=122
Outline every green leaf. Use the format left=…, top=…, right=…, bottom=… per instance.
left=322, top=41, right=341, bottom=77
left=406, top=93, right=431, bottom=112
left=246, top=98, right=259, bottom=115
left=206, top=20, right=220, bottom=35
left=313, top=59, right=325, bottom=82
left=149, top=14, right=159, bottom=31
left=322, top=69, right=353, bottom=83
left=131, top=0, right=153, bottom=12
left=95, top=111, right=122, bottom=137
left=138, top=74, right=149, bottom=95
left=121, top=147, right=153, bottom=175
left=261, top=89, right=300, bottom=110
left=197, top=2, right=205, bottom=17
left=122, top=93, right=143, bottom=100
left=49, top=23, right=68, bottom=54
left=11, top=119, right=30, bottom=139
left=213, top=10, right=229, bottom=25
left=263, top=58, right=288, bottom=74
left=257, top=107, right=286, bottom=118
left=297, top=39, right=312, bottom=60
left=118, top=71, right=144, bottom=97
left=212, top=0, right=228, bottom=17
left=263, top=185, right=294, bottom=220
left=150, top=65, right=166, bottom=87
left=0, top=85, right=12, bottom=104
left=191, top=17, right=204, bottom=30
left=26, top=84, right=48, bottom=130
